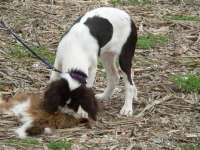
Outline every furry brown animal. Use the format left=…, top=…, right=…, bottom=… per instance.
left=0, top=93, right=91, bottom=139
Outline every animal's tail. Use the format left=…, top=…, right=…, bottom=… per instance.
left=79, top=118, right=92, bottom=129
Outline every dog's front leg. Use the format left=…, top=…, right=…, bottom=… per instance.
left=49, top=58, right=62, bottom=82
left=95, top=52, right=119, bottom=100
left=50, top=72, right=61, bottom=83
left=120, top=72, right=137, bottom=117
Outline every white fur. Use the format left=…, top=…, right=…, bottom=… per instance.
left=15, top=121, right=32, bottom=139
left=50, top=7, right=138, bottom=117
left=80, top=7, right=132, bottom=55
left=44, top=128, right=52, bottom=134
left=77, top=106, right=88, bottom=118
left=3, top=99, right=30, bottom=120
left=1, top=98, right=33, bottom=139
left=95, top=52, right=120, bottom=99
left=61, top=73, right=80, bottom=90
left=119, top=72, right=137, bottom=116
left=66, top=98, right=71, bottom=104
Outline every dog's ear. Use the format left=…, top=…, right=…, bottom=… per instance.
left=80, top=86, right=99, bottom=120
left=44, top=78, right=70, bottom=114
left=70, top=85, right=99, bottom=120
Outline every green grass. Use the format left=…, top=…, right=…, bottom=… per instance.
left=8, top=139, right=39, bottom=145
left=172, top=73, right=200, bottom=95
left=1, top=0, right=13, bottom=2
left=97, top=57, right=151, bottom=69
left=137, top=33, right=168, bottom=49
left=97, top=60, right=104, bottom=68
left=14, top=16, right=28, bottom=23
left=0, top=84, right=2, bottom=91
left=183, top=0, right=194, bottom=2
left=132, top=57, right=151, bottom=67
left=7, top=139, right=72, bottom=150
left=109, top=0, right=123, bottom=4
left=7, top=45, right=55, bottom=65
left=185, top=61, right=200, bottom=67
left=182, top=145, right=200, bottom=150
left=131, top=0, right=151, bottom=5
left=109, top=0, right=151, bottom=5
left=47, top=140, right=72, bottom=150
left=168, top=15, right=199, bottom=21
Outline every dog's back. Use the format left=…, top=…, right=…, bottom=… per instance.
left=59, top=7, right=134, bottom=58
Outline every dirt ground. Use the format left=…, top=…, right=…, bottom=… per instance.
left=0, top=0, right=200, bottom=149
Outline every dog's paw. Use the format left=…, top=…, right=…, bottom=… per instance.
left=77, top=106, right=88, bottom=118
left=120, top=105, right=133, bottom=117
left=15, top=128, right=27, bottom=139
left=95, top=93, right=109, bottom=100
left=44, top=128, right=52, bottom=135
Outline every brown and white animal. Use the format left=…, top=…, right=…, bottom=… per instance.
left=0, top=93, right=91, bottom=139
left=45, top=7, right=138, bottom=118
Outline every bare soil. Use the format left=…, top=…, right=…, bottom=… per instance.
left=0, top=0, right=200, bottom=149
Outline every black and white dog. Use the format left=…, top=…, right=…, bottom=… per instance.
left=44, top=7, right=138, bottom=120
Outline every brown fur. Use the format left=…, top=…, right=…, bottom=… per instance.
left=44, top=79, right=99, bottom=120
left=0, top=93, right=32, bottom=110
left=0, top=93, right=91, bottom=137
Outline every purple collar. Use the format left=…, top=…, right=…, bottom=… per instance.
left=68, top=72, right=87, bottom=84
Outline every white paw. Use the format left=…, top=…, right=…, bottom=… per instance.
left=15, top=128, right=27, bottom=139
left=44, top=128, right=52, bottom=134
left=76, top=106, right=88, bottom=118
left=120, top=105, right=133, bottom=117
left=95, top=93, right=109, bottom=100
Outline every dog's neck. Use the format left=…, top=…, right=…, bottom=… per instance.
left=68, top=71, right=87, bottom=84
left=61, top=69, right=88, bottom=90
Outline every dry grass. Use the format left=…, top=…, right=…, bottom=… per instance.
left=0, top=0, right=200, bottom=149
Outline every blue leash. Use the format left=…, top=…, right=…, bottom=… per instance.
left=0, top=21, right=62, bottom=73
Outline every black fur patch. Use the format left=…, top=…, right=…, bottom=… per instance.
left=44, top=78, right=71, bottom=114
left=44, top=77, right=99, bottom=120
left=119, top=20, right=137, bottom=85
left=69, top=85, right=99, bottom=120
left=84, top=16, right=113, bottom=55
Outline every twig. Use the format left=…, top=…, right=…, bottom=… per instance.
left=173, top=137, right=200, bottom=144
left=180, top=56, right=200, bottom=58
left=30, top=5, right=57, bottom=15
left=0, top=81, right=14, bottom=84
left=180, top=0, right=187, bottom=7
left=135, top=95, right=173, bottom=118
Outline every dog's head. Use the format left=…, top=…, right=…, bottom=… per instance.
left=44, top=78, right=99, bottom=120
